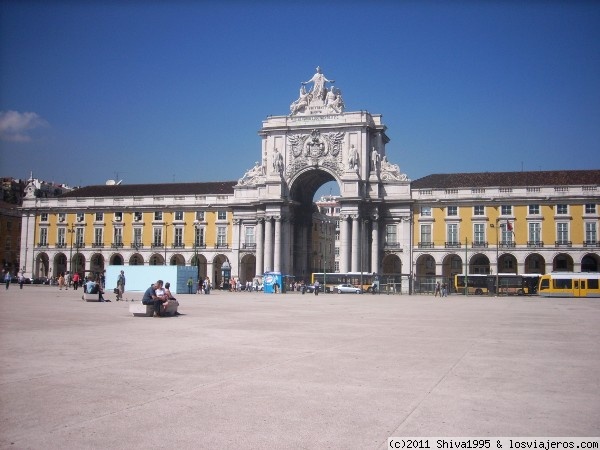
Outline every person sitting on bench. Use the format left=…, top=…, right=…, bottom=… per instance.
left=85, top=278, right=106, bottom=301
left=142, top=280, right=168, bottom=317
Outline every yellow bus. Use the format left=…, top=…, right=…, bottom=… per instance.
left=311, top=272, right=377, bottom=293
left=454, top=274, right=540, bottom=296
left=538, top=272, right=600, bottom=298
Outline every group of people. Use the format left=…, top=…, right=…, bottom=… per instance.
left=434, top=281, right=448, bottom=297
left=56, top=272, right=83, bottom=290
left=142, top=279, right=179, bottom=317
left=186, top=277, right=212, bottom=294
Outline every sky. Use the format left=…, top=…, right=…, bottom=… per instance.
left=1, top=1, right=599, bottom=197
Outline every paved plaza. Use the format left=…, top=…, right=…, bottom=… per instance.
left=0, top=286, right=599, bottom=449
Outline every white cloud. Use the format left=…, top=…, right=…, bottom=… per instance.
left=0, top=110, right=49, bottom=142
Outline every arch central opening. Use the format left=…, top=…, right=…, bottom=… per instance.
left=289, top=169, right=339, bottom=282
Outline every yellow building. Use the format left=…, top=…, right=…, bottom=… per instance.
left=411, top=170, right=600, bottom=292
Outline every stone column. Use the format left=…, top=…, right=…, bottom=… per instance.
left=256, top=218, right=264, bottom=275
left=351, top=215, right=360, bottom=272
left=274, top=216, right=282, bottom=272
left=264, top=216, right=273, bottom=272
left=339, top=215, right=350, bottom=273
left=232, top=218, right=240, bottom=277
left=371, top=216, right=380, bottom=274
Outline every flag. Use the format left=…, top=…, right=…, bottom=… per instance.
left=506, top=220, right=513, bottom=232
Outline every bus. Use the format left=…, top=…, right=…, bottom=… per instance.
left=538, top=272, right=600, bottom=298
left=454, top=274, right=540, bottom=296
left=311, top=272, right=378, bottom=293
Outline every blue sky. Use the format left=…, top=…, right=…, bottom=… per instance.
left=1, top=1, right=599, bottom=195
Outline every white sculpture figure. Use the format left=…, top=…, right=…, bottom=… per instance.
left=290, top=85, right=310, bottom=115
left=329, top=92, right=344, bottom=113
left=370, top=147, right=380, bottom=173
left=380, top=156, right=409, bottom=181
left=348, top=145, right=359, bottom=171
left=302, top=66, right=334, bottom=101
left=238, top=161, right=265, bottom=186
left=273, top=148, right=284, bottom=174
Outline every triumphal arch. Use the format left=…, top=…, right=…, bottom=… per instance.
left=231, top=67, right=411, bottom=281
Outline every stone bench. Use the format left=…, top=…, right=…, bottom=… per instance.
left=83, top=293, right=101, bottom=302
left=129, top=300, right=178, bottom=317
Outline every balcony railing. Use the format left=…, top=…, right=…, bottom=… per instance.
left=112, top=243, right=124, bottom=248
left=56, top=243, right=67, bottom=249
left=418, top=242, right=434, bottom=249
left=445, top=242, right=461, bottom=248
left=92, top=243, right=104, bottom=248
left=151, top=243, right=164, bottom=248
left=583, top=240, right=598, bottom=247
left=499, top=241, right=516, bottom=248
left=215, top=243, right=229, bottom=249
left=243, top=243, right=256, bottom=249
left=555, top=240, right=572, bottom=248
left=37, top=243, right=49, bottom=248
left=527, top=241, right=544, bottom=248
left=471, top=241, right=488, bottom=248
left=130, top=244, right=144, bottom=249
left=384, top=242, right=402, bottom=249
left=172, top=243, right=185, bottom=249
left=194, top=243, right=206, bottom=249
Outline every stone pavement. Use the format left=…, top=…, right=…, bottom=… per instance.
left=0, top=286, right=599, bottom=449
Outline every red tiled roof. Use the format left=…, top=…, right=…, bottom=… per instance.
left=411, top=170, right=600, bottom=189
left=59, top=181, right=237, bottom=198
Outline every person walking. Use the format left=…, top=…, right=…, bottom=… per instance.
left=4, top=271, right=11, bottom=290
left=72, top=272, right=80, bottom=290
left=18, top=273, right=24, bottom=289
left=116, top=270, right=125, bottom=301
left=314, top=280, right=320, bottom=296
left=187, top=277, right=194, bottom=294
left=434, top=281, right=441, bottom=297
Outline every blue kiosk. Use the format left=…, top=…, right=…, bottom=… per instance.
left=263, top=272, right=286, bottom=294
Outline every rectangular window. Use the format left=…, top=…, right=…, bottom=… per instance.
left=420, top=206, right=432, bottom=217
left=134, top=212, right=143, bottom=222
left=217, top=226, right=227, bottom=246
left=40, top=213, right=48, bottom=222
left=501, top=223, right=513, bottom=243
left=94, top=228, right=103, bottom=245
left=114, top=228, right=123, bottom=245
left=585, top=222, right=597, bottom=243
left=133, top=228, right=142, bottom=247
left=334, top=247, right=340, bottom=256
left=245, top=226, right=255, bottom=245
left=195, top=227, right=205, bottom=246
left=154, top=211, right=163, bottom=221
left=217, top=211, right=227, bottom=221
left=556, top=204, right=568, bottom=215
left=528, top=222, right=541, bottom=244
left=420, top=224, right=431, bottom=244
left=528, top=204, right=540, bottom=215
left=75, top=228, right=84, bottom=246
left=153, top=227, right=162, bottom=245
left=556, top=223, right=569, bottom=244
left=585, top=203, right=596, bottom=214
left=174, top=227, right=183, bottom=246
left=196, top=211, right=205, bottom=221
left=386, top=224, right=397, bottom=245
left=447, top=206, right=458, bottom=216
left=95, top=212, right=104, bottom=222
left=473, top=205, right=485, bottom=216
left=57, top=228, right=66, bottom=246
left=174, top=211, right=184, bottom=221
left=114, top=211, right=123, bottom=222
left=447, top=223, right=458, bottom=244
left=334, top=261, right=340, bottom=272
left=500, top=205, right=512, bottom=216
left=474, top=223, right=485, bottom=244
left=39, top=228, right=48, bottom=245
left=58, top=213, right=66, bottom=223
left=76, top=212, right=85, bottom=223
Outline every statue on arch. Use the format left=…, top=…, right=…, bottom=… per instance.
left=302, top=66, right=335, bottom=102
left=272, top=148, right=284, bottom=174
left=348, top=145, right=359, bottom=171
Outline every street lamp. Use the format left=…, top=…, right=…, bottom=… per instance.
left=68, top=224, right=75, bottom=275
left=194, top=223, right=199, bottom=282
left=490, top=218, right=500, bottom=296
left=163, top=223, right=169, bottom=265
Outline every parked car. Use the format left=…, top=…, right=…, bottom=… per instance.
left=305, top=284, right=324, bottom=293
left=334, top=283, right=363, bottom=294
left=32, top=277, right=51, bottom=285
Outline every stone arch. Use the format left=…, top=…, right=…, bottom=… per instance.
left=581, top=253, right=599, bottom=272
left=414, top=254, right=436, bottom=293
left=553, top=253, right=574, bottom=272
left=90, top=253, right=105, bottom=274
left=498, top=253, right=517, bottom=273
left=212, top=254, right=229, bottom=288
left=524, top=252, right=545, bottom=274
left=110, top=254, right=124, bottom=265
left=35, top=252, right=50, bottom=278
left=170, top=254, right=185, bottom=266
left=191, top=254, right=208, bottom=280
left=382, top=253, right=401, bottom=275
left=71, top=252, right=85, bottom=276
left=53, top=252, right=67, bottom=278
left=469, top=253, right=490, bottom=274
left=442, top=253, right=462, bottom=279
left=239, top=253, right=257, bottom=283
left=129, top=253, right=144, bottom=266
left=149, top=253, right=164, bottom=266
